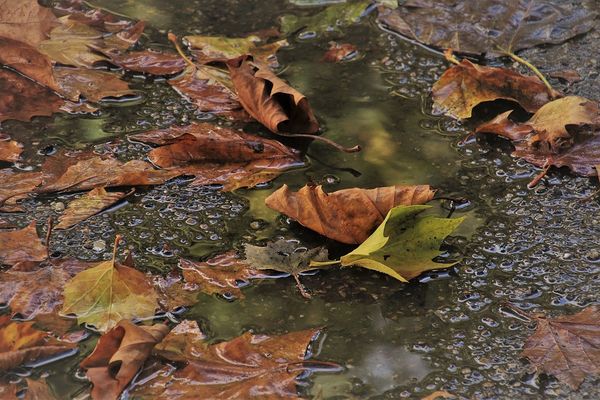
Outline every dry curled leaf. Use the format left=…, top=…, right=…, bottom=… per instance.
left=56, top=187, right=131, bottom=229
left=432, top=60, right=558, bottom=119
left=521, top=306, right=599, bottom=389
left=0, top=221, right=47, bottom=267
left=265, top=184, right=436, bottom=244
left=0, top=134, right=23, bottom=163
left=227, top=55, right=320, bottom=134
left=80, top=320, right=170, bottom=400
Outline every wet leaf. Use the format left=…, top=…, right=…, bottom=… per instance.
left=80, top=320, right=169, bottom=400
left=22, top=378, right=58, bottom=400
left=281, top=0, right=370, bottom=35
left=56, top=187, right=131, bottom=230
left=136, top=122, right=304, bottom=190
left=521, top=306, right=599, bottom=389
left=244, top=239, right=328, bottom=298
left=0, top=169, right=43, bottom=212
left=154, top=270, right=199, bottom=311
left=377, top=0, right=597, bottom=56
left=227, top=55, right=319, bottom=134
left=265, top=184, right=436, bottom=244
left=0, top=315, right=75, bottom=371
left=0, top=134, right=23, bottom=163
left=61, top=240, right=159, bottom=332
left=313, top=205, right=464, bottom=282
left=180, top=252, right=260, bottom=299
left=322, top=41, right=358, bottom=62
left=0, top=221, right=47, bottom=267
left=102, top=49, right=187, bottom=75
left=0, top=37, right=60, bottom=92
left=53, top=67, right=135, bottom=103
left=432, top=60, right=558, bottom=119
left=421, top=391, right=456, bottom=400
left=0, top=0, right=58, bottom=48
left=133, top=320, right=322, bottom=399
left=549, top=69, right=582, bottom=85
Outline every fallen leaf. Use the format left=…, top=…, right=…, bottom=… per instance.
left=281, top=0, right=370, bottom=35
left=265, top=184, right=436, bottom=244
left=521, top=306, right=599, bottom=389
left=56, top=187, right=132, bottom=229
left=421, top=391, right=456, bottom=400
left=0, top=0, right=58, bottom=48
left=53, top=67, right=136, bottom=103
left=549, top=69, right=582, bottom=85
left=227, top=55, right=319, bottom=135
left=22, top=378, right=58, bottom=400
left=0, top=133, right=23, bottom=163
left=0, top=37, right=60, bottom=92
left=0, top=382, right=16, bottom=399
left=377, top=0, right=597, bottom=56
left=135, top=122, right=304, bottom=190
left=52, top=0, right=133, bottom=33
left=154, top=270, right=199, bottom=311
left=0, top=221, right=47, bottom=267
left=244, top=239, right=328, bottom=298
left=180, top=252, right=260, bottom=299
left=0, top=169, right=43, bottom=212
left=312, top=205, right=463, bottom=282
left=0, top=315, right=75, bottom=371
left=322, top=42, right=358, bottom=62
left=432, top=60, right=558, bottom=119
left=132, top=320, right=323, bottom=399
left=61, top=238, right=159, bottom=332
left=80, top=320, right=170, bottom=400
left=102, top=48, right=187, bottom=75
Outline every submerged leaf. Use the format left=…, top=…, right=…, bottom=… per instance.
left=265, top=184, right=436, bottom=244
left=56, top=187, right=131, bottom=229
left=281, top=0, right=370, bottom=35
left=0, top=221, right=47, bottom=267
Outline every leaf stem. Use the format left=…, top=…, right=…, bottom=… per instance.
left=309, top=259, right=341, bottom=267
left=443, top=49, right=460, bottom=65
left=168, top=33, right=195, bottom=68
left=112, top=234, right=122, bottom=264
left=292, top=274, right=311, bottom=299
left=501, top=50, right=554, bottom=95
left=45, top=217, right=53, bottom=260
left=275, top=132, right=361, bottom=153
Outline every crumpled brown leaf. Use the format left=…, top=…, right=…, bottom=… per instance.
left=265, top=184, right=436, bottom=244
left=432, top=60, right=558, bottom=119
left=521, top=306, right=599, bottom=389
left=0, top=133, right=23, bottom=163
left=227, top=55, right=319, bottom=134
left=80, top=320, right=170, bottom=400
left=0, top=0, right=58, bottom=48
left=0, top=221, right=47, bottom=267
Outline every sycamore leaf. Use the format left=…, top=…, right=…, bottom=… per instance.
left=0, top=221, right=47, bottom=267
left=521, top=306, right=599, bottom=389
left=265, top=184, right=435, bottom=244
left=244, top=239, right=328, bottom=298
left=281, top=1, right=370, bottom=35
left=312, top=205, right=463, bottom=282
left=56, top=187, right=132, bottom=230
left=61, top=238, right=159, bottom=332
left=80, top=320, right=170, bottom=400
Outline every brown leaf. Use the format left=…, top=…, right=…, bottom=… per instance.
left=154, top=270, right=199, bottom=311
left=0, top=133, right=23, bottom=163
left=103, top=49, right=186, bottom=75
left=133, top=320, right=321, bottom=399
left=521, top=306, right=600, bottom=389
left=0, top=169, right=42, bottom=212
left=0, top=382, right=17, bottom=399
left=0, top=0, right=58, bottom=48
left=265, top=184, right=436, bottom=244
left=56, top=187, right=131, bottom=229
left=135, top=122, right=304, bottom=190
left=227, top=55, right=319, bottom=134
left=0, top=221, right=47, bottom=267
left=549, top=69, right=582, bottom=85
left=322, top=42, right=358, bottom=63
left=53, top=67, right=135, bottom=103
left=421, top=391, right=456, bottom=400
left=377, top=0, right=597, bottom=56
left=23, top=378, right=58, bottom=400
left=80, top=320, right=170, bottom=400
left=432, top=60, right=558, bottom=119
left=0, top=37, right=60, bottom=92
left=180, top=252, right=260, bottom=299
left=0, top=315, right=75, bottom=372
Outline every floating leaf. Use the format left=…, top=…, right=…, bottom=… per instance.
left=0, top=37, right=60, bottom=92
left=0, top=169, right=43, bottom=212
left=265, top=184, right=435, bottom=244
left=432, top=60, right=558, bottom=119
left=377, top=0, right=597, bottom=56
left=322, top=41, right=358, bottom=62
left=56, top=187, right=132, bottom=230
left=0, top=0, right=58, bottom=48
left=22, top=378, right=58, bottom=400
left=281, top=0, right=370, bottom=35
left=0, top=134, right=23, bottom=163
left=521, top=306, right=599, bottom=389
left=313, top=205, right=463, bottom=282
left=80, top=320, right=169, bottom=400
left=102, top=49, right=187, bottom=75
left=53, top=67, right=136, bottom=103
left=0, top=221, right=47, bottom=267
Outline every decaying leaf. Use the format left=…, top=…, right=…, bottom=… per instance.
left=281, top=0, right=370, bottom=35
left=135, top=122, right=304, bottom=190
left=432, top=60, right=558, bottom=119
left=61, top=238, right=159, bottom=332
left=154, top=270, right=199, bottom=311
left=322, top=42, right=358, bottom=62
left=0, top=169, right=42, bottom=212
left=521, top=306, right=599, bottom=389
left=0, top=221, right=47, bottom=267
left=312, top=205, right=463, bottom=282
left=0, top=315, right=75, bottom=371
left=22, top=378, right=58, bottom=400
left=180, top=252, right=260, bottom=299
left=80, top=320, right=170, bottom=400
left=265, top=184, right=436, bottom=244
left=56, top=187, right=132, bottom=229
left=377, top=0, right=597, bottom=56
left=53, top=67, right=136, bottom=103
left=0, top=0, right=58, bottom=48
left=227, top=55, right=320, bottom=134
left=132, top=320, right=323, bottom=399
left=0, top=134, right=23, bottom=163
left=102, top=48, right=187, bottom=75
left=244, top=239, right=328, bottom=298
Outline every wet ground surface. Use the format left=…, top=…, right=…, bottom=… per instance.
left=2, top=0, right=599, bottom=399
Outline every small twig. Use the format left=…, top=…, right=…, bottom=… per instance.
left=444, top=49, right=460, bottom=65
left=500, top=49, right=555, bottom=95
left=276, top=132, right=361, bottom=153
left=168, top=33, right=195, bottom=67
left=112, top=234, right=123, bottom=263
left=527, top=159, right=551, bottom=188
left=292, top=274, right=312, bottom=299
left=45, top=217, right=53, bottom=260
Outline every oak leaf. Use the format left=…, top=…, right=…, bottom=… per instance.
left=0, top=221, right=47, bottom=267
left=0, top=134, right=23, bottom=163
left=80, top=320, right=170, bottom=400
left=265, top=184, right=436, bottom=244
left=521, top=306, right=599, bottom=389
left=56, top=187, right=132, bottom=229
left=0, top=0, right=58, bottom=48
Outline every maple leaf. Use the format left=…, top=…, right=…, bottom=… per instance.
left=56, top=187, right=132, bottom=230
left=0, top=221, right=47, bottom=267
left=521, top=306, right=600, bottom=389
left=265, top=184, right=436, bottom=244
